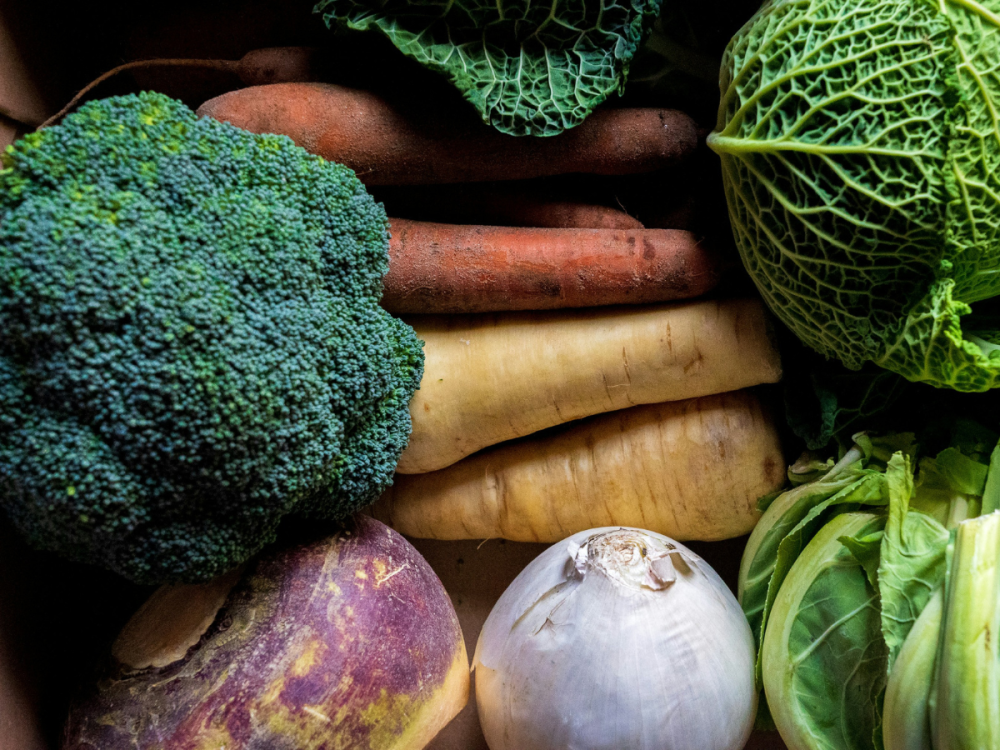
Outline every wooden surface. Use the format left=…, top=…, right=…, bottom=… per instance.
left=0, top=6, right=47, bottom=124
left=0, top=525, right=47, bottom=750
left=0, top=113, right=18, bottom=150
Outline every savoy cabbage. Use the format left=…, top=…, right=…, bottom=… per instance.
left=315, top=0, right=662, bottom=137
left=709, top=0, right=1000, bottom=392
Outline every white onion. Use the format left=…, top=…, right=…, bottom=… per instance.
left=473, top=526, right=756, bottom=750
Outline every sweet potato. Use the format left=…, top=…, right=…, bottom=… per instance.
left=375, top=390, right=784, bottom=542
left=398, top=298, right=782, bottom=473
left=196, top=83, right=700, bottom=185
left=382, top=219, right=718, bottom=313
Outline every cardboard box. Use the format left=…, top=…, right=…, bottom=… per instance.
left=0, top=3, right=787, bottom=748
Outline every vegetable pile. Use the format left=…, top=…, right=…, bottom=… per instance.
left=709, top=0, right=1000, bottom=392
left=742, top=423, right=1000, bottom=749
left=12, top=0, right=965, bottom=746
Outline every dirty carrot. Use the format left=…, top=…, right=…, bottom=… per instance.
left=196, top=83, right=700, bottom=185
left=381, top=219, right=718, bottom=314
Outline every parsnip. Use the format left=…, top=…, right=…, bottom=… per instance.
left=399, top=298, right=781, bottom=473
left=375, top=390, right=785, bottom=542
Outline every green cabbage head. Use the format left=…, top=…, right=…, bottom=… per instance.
left=709, top=0, right=1000, bottom=392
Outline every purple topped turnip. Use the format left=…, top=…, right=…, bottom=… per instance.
left=62, top=515, right=468, bottom=750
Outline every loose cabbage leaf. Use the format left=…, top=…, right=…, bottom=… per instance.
left=840, top=529, right=884, bottom=589
left=742, top=435, right=905, bottom=732
left=877, top=454, right=951, bottom=669
left=762, top=512, right=889, bottom=750
left=877, top=441, right=997, bottom=670
left=881, top=587, right=942, bottom=750
left=740, top=435, right=912, bottom=673
left=315, top=0, right=662, bottom=137
left=932, top=512, right=1000, bottom=748
left=740, top=447, right=877, bottom=662
left=984, top=442, right=1000, bottom=513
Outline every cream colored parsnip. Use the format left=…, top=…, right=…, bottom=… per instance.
left=399, top=298, right=781, bottom=473
left=375, top=390, right=785, bottom=542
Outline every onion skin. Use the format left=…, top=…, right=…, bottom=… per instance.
left=474, top=527, right=756, bottom=750
left=61, top=516, right=469, bottom=750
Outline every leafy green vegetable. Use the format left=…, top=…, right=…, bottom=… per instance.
left=877, top=455, right=951, bottom=669
left=315, top=0, right=662, bottom=137
left=882, top=587, right=941, bottom=750
left=781, top=348, right=911, bottom=451
left=745, top=425, right=1000, bottom=749
left=740, top=435, right=911, bottom=670
left=839, top=529, right=884, bottom=590
left=932, top=512, right=1000, bottom=749
left=762, top=512, right=889, bottom=750
left=708, top=0, right=1000, bottom=392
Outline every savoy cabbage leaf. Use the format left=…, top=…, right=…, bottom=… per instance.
left=708, top=0, right=1000, bottom=392
left=315, top=0, right=662, bottom=137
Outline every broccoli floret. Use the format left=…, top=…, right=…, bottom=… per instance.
left=0, top=92, right=424, bottom=584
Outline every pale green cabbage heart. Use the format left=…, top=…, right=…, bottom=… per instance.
left=709, top=0, right=1000, bottom=391
left=744, top=422, right=1000, bottom=750
left=315, top=0, right=662, bottom=137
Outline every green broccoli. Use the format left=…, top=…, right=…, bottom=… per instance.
left=0, top=92, right=424, bottom=585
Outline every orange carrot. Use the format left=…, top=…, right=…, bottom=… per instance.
left=381, top=184, right=645, bottom=230
left=381, top=219, right=719, bottom=313
left=196, top=83, right=700, bottom=185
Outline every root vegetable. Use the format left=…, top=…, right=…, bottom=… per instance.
left=398, top=297, right=782, bottom=474
left=41, top=48, right=322, bottom=129
left=374, top=390, right=785, bottom=542
left=382, top=219, right=719, bottom=314
left=196, top=83, right=700, bottom=185
left=380, top=185, right=645, bottom=230
left=61, top=516, right=468, bottom=750
left=473, top=528, right=758, bottom=750
left=448, top=198, right=644, bottom=231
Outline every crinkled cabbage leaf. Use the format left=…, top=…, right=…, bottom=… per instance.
left=709, top=0, right=1000, bottom=391
left=315, top=0, right=662, bottom=137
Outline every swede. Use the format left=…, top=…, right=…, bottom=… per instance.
left=375, top=390, right=784, bottom=542
left=62, top=516, right=468, bottom=750
left=399, top=298, right=782, bottom=473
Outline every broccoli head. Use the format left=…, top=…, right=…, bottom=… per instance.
left=0, top=93, right=424, bottom=584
